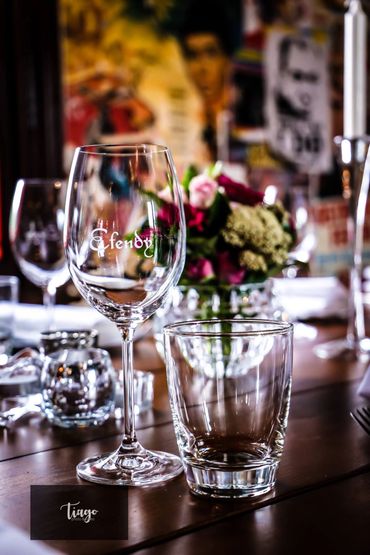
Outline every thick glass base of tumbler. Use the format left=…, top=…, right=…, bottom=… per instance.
left=184, top=460, right=278, bottom=499
left=314, top=337, right=370, bottom=361
left=76, top=445, right=183, bottom=486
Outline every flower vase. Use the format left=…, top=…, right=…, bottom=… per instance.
left=154, top=279, right=282, bottom=360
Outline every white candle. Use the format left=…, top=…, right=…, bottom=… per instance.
left=344, top=0, right=367, bottom=138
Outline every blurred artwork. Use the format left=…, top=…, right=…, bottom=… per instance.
left=229, top=11, right=266, bottom=157
left=60, top=0, right=240, bottom=170
left=178, top=0, right=240, bottom=162
left=265, top=30, right=332, bottom=174
left=310, top=197, right=370, bottom=275
left=61, top=0, right=200, bottom=170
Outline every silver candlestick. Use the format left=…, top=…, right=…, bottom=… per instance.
left=315, top=136, right=370, bottom=359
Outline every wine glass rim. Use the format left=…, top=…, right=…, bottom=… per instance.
left=164, top=318, right=294, bottom=337
left=77, top=143, right=170, bottom=155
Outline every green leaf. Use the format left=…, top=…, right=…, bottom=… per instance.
left=206, top=161, right=223, bottom=178
left=186, top=236, right=218, bottom=258
left=182, top=165, right=199, bottom=195
left=206, top=191, right=231, bottom=234
left=142, top=190, right=163, bottom=206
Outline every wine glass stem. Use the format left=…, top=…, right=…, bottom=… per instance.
left=118, top=325, right=137, bottom=448
left=347, top=200, right=364, bottom=346
left=42, top=284, right=56, bottom=331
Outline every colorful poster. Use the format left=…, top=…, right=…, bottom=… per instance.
left=310, top=196, right=370, bottom=275
left=265, top=29, right=332, bottom=174
left=60, top=0, right=241, bottom=172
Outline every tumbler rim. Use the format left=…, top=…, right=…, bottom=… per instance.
left=163, top=318, right=293, bottom=337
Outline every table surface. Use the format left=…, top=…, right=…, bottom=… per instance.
left=1, top=320, right=370, bottom=555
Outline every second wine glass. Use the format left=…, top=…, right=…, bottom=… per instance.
left=9, top=178, right=70, bottom=330
left=64, top=143, right=186, bottom=486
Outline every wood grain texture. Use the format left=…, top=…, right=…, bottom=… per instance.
left=1, top=325, right=366, bottom=462
left=1, top=379, right=369, bottom=555
left=135, top=472, right=370, bottom=555
left=1, top=322, right=369, bottom=555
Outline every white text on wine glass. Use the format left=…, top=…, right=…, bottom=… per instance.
left=89, top=228, right=153, bottom=258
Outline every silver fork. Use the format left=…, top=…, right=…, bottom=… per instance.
left=350, top=406, right=370, bottom=435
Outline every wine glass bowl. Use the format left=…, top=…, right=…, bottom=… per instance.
left=9, top=178, right=70, bottom=328
left=64, top=143, right=186, bottom=485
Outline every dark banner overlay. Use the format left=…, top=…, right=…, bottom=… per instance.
left=30, top=485, right=128, bottom=540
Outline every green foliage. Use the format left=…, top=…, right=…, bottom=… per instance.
left=206, top=191, right=231, bottom=236
left=186, top=236, right=218, bottom=258
left=181, top=165, right=198, bottom=195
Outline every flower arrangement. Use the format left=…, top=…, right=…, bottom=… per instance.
left=159, top=163, right=296, bottom=286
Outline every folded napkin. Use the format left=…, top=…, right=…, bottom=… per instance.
left=12, top=277, right=346, bottom=347
left=274, top=277, right=348, bottom=320
left=13, top=304, right=126, bottom=348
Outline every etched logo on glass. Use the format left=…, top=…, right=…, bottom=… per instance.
left=89, top=228, right=154, bottom=258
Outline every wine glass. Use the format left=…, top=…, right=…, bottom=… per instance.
left=64, top=143, right=186, bottom=486
left=9, top=178, right=70, bottom=330
left=314, top=137, right=370, bottom=360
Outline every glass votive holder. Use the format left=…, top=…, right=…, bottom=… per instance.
left=0, top=275, right=19, bottom=358
left=40, top=330, right=116, bottom=428
left=0, top=348, right=42, bottom=411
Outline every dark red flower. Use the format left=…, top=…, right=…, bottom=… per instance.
left=140, top=227, right=157, bottom=239
left=184, top=203, right=206, bottom=232
left=217, top=174, right=264, bottom=206
left=186, top=258, right=214, bottom=281
left=288, top=215, right=296, bottom=235
left=216, top=251, right=246, bottom=285
left=157, top=203, right=179, bottom=227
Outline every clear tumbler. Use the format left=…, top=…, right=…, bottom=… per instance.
left=164, top=319, right=293, bottom=499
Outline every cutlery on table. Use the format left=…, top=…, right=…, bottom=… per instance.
left=350, top=406, right=370, bottom=435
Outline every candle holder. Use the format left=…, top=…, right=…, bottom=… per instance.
left=314, top=136, right=370, bottom=360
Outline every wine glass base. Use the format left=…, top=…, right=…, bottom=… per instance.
left=76, top=446, right=183, bottom=486
left=313, top=337, right=370, bottom=361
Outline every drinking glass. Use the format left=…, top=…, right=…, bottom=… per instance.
left=314, top=137, right=370, bottom=360
left=286, top=184, right=316, bottom=273
left=64, top=143, right=186, bottom=486
left=0, top=276, right=19, bottom=357
left=164, top=319, right=293, bottom=498
left=40, top=330, right=116, bottom=429
left=9, top=179, right=70, bottom=329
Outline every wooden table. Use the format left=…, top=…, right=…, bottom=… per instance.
left=0, top=321, right=369, bottom=554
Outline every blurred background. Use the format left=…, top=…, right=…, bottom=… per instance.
left=1, top=0, right=370, bottom=300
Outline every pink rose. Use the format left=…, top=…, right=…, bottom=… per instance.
left=189, top=175, right=218, bottom=209
left=158, top=185, right=187, bottom=204
left=217, top=174, right=264, bottom=206
left=217, top=251, right=246, bottom=285
left=186, top=258, right=214, bottom=281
